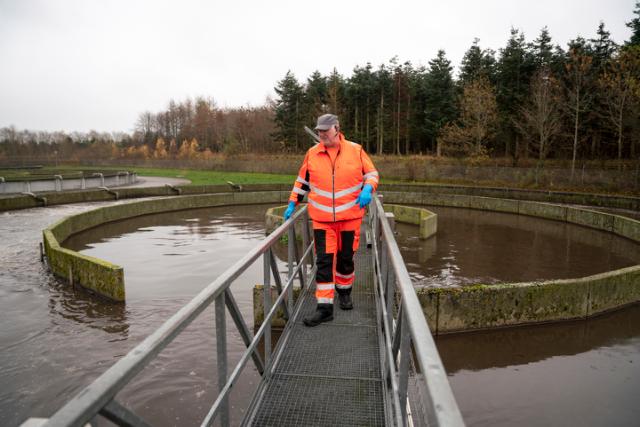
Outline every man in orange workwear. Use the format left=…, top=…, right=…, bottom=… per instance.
left=283, top=114, right=379, bottom=327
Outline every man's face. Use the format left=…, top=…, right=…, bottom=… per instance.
left=318, top=125, right=340, bottom=146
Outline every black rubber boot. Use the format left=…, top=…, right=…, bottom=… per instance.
left=303, top=303, right=334, bottom=327
left=338, top=293, right=353, bottom=310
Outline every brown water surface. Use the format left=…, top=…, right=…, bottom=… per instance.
left=436, top=306, right=640, bottom=426
left=396, top=205, right=638, bottom=287
left=1, top=202, right=281, bottom=426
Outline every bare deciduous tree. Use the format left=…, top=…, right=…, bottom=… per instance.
left=564, top=49, right=593, bottom=180
left=599, top=46, right=640, bottom=163
left=437, top=77, right=498, bottom=157
left=517, top=69, right=563, bottom=160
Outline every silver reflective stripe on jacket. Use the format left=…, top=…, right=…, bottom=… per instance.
left=310, top=182, right=361, bottom=200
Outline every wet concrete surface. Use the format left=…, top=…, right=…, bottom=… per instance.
left=1, top=202, right=639, bottom=426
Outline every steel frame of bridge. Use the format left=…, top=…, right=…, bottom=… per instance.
left=38, top=194, right=463, bottom=427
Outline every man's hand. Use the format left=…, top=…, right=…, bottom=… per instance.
left=356, top=184, right=373, bottom=208
left=284, top=201, right=296, bottom=220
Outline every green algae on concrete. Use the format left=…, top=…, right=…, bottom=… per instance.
left=379, top=190, right=640, bottom=334
left=424, top=281, right=590, bottom=333
left=419, top=266, right=640, bottom=334
left=43, top=229, right=124, bottom=301
left=264, top=205, right=307, bottom=238
left=566, top=207, right=615, bottom=232
left=517, top=200, right=567, bottom=221
left=383, top=204, right=437, bottom=239
left=43, top=190, right=289, bottom=302
left=587, top=266, right=640, bottom=315
left=253, top=285, right=301, bottom=328
left=467, top=196, right=520, bottom=214
left=613, top=215, right=640, bottom=243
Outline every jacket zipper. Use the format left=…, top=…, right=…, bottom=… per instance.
left=332, top=167, right=335, bottom=222
left=325, top=148, right=338, bottom=222
left=321, top=142, right=340, bottom=221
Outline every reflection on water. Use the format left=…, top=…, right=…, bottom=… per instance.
left=396, top=205, right=639, bottom=288
left=437, top=305, right=640, bottom=427
left=64, top=206, right=271, bottom=301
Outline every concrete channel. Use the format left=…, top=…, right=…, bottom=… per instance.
left=2, top=182, right=638, bottom=426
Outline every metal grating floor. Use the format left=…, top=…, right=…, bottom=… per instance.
left=248, top=223, right=386, bottom=426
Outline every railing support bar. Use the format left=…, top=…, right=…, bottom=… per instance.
left=215, top=293, right=229, bottom=427
left=300, top=216, right=309, bottom=288
left=263, top=249, right=272, bottom=366
left=392, top=302, right=404, bottom=361
left=292, top=227, right=305, bottom=290
left=99, top=399, right=152, bottom=427
left=287, top=227, right=295, bottom=311
left=303, top=209, right=315, bottom=270
left=224, top=288, right=264, bottom=375
left=398, top=308, right=411, bottom=426
left=202, top=259, right=310, bottom=426
left=269, top=254, right=290, bottom=321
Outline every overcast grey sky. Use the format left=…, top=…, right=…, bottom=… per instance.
left=0, top=0, right=635, bottom=133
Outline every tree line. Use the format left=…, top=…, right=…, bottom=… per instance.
left=274, top=5, right=640, bottom=172
left=1, top=3, right=639, bottom=170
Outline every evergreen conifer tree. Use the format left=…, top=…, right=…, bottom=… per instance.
left=423, top=50, right=457, bottom=153
left=459, top=38, right=497, bottom=86
left=273, top=71, right=304, bottom=151
left=626, top=1, right=640, bottom=46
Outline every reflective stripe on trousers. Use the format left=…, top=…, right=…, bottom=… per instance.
left=313, top=218, right=361, bottom=304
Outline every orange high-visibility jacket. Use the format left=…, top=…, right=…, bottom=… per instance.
left=289, top=134, right=379, bottom=222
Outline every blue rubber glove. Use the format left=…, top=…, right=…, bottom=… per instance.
left=284, top=201, right=296, bottom=220
left=356, top=184, right=373, bottom=208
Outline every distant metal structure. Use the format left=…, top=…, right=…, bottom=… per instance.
left=33, top=195, right=463, bottom=427
left=0, top=172, right=137, bottom=194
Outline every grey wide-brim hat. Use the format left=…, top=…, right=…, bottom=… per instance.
left=314, top=114, right=339, bottom=131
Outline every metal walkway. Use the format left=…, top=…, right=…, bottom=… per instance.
left=245, top=224, right=385, bottom=426
left=36, top=195, right=464, bottom=427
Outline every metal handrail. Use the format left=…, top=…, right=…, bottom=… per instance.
left=42, top=207, right=314, bottom=427
left=370, top=195, right=465, bottom=426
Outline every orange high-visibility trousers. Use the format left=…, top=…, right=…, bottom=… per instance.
left=312, top=218, right=361, bottom=305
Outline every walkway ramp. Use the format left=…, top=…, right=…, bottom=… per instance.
left=36, top=197, right=464, bottom=427
left=246, top=226, right=386, bottom=426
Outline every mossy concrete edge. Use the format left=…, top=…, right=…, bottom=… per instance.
left=419, top=266, right=640, bottom=334
left=43, top=191, right=290, bottom=302
left=382, top=204, right=437, bottom=239
left=4, top=182, right=638, bottom=212
left=379, top=191, right=639, bottom=334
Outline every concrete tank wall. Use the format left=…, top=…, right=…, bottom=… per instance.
left=43, top=190, right=290, bottom=301
left=380, top=191, right=640, bottom=333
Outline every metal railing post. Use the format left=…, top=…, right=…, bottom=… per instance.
left=398, top=307, right=411, bottom=426
left=269, top=255, right=290, bottom=321
left=385, top=212, right=397, bottom=322
left=287, top=226, right=295, bottom=311
left=263, top=249, right=272, bottom=366
left=215, top=293, right=229, bottom=427
left=224, top=288, right=264, bottom=374
left=300, top=217, right=309, bottom=289
left=392, top=303, right=403, bottom=361
left=304, top=209, right=315, bottom=270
